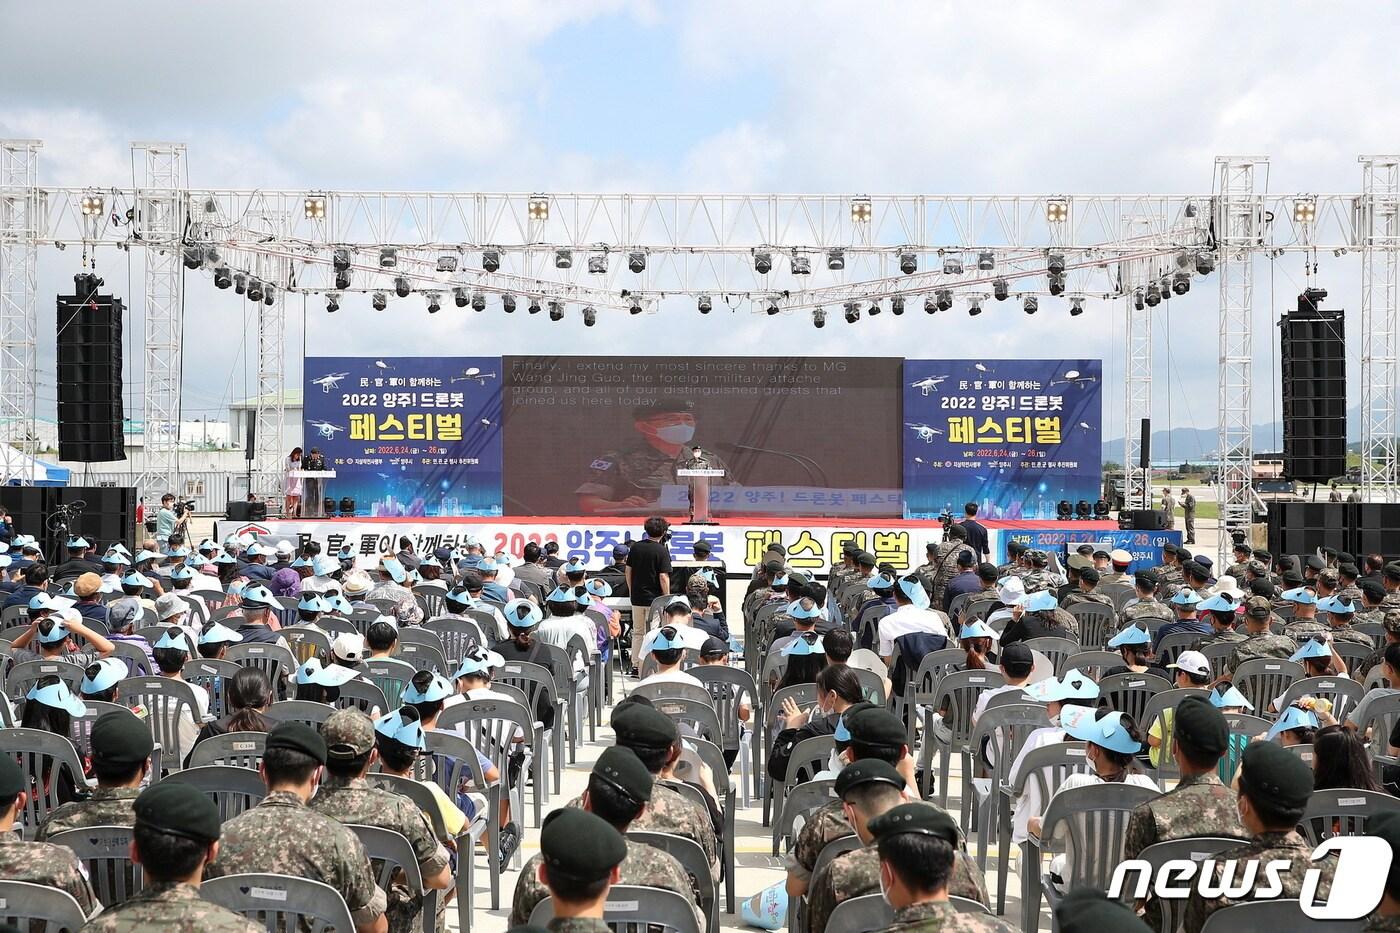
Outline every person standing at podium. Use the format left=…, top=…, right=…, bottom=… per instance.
left=283, top=447, right=304, bottom=518
left=303, top=447, right=327, bottom=517
left=575, top=400, right=730, bottom=514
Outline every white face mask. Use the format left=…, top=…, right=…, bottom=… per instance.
left=878, top=868, right=894, bottom=907
left=826, top=749, right=842, bottom=773
left=655, top=423, right=696, bottom=445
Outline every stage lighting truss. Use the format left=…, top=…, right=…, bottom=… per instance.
left=481, top=249, right=500, bottom=272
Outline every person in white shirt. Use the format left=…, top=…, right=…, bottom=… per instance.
left=1007, top=668, right=1102, bottom=844
left=877, top=574, right=950, bottom=660
left=151, top=626, right=210, bottom=765
left=537, top=586, right=598, bottom=688
left=636, top=621, right=704, bottom=689
left=972, top=641, right=1036, bottom=726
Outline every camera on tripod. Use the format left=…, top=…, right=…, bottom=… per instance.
left=173, top=498, right=197, bottom=518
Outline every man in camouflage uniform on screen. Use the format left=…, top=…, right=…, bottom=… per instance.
left=38, top=710, right=151, bottom=840
left=574, top=400, right=732, bottom=513
left=513, top=746, right=699, bottom=929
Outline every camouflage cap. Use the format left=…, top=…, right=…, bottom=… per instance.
left=321, top=707, right=376, bottom=759
left=1244, top=595, right=1274, bottom=620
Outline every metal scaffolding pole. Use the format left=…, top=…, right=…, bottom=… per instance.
left=131, top=143, right=186, bottom=499
left=1123, top=290, right=1152, bottom=511
left=0, top=140, right=41, bottom=482
left=252, top=247, right=287, bottom=499
left=1361, top=156, right=1400, bottom=503
left=1215, top=157, right=1267, bottom=561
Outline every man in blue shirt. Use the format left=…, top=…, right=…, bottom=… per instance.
left=942, top=551, right=982, bottom=612
left=3, top=563, right=49, bottom=610
left=1151, top=588, right=1211, bottom=650
left=154, top=493, right=178, bottom=549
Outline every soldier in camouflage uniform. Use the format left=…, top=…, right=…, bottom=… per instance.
left=1382, top=563, right=1400, bottom=610
left=919, top=528, right=974, bottom=609
left=1198, top=597, right=1247, bottom=647
left=1287, top=595, right=1375, bottom=651
left=528, top=809, right=630, bottom=933
left=311, top=709, right=452, bottom=933
left=996, top=540, right=1027, bottom=580
left=1278, top=586, right=1324, bottom=642
left=207, top=722, right=388, bottom=931
left=1223, top=541, right=1253, bottom=584
left=829, top=542, right=860, bottom=593
left=1338, top=564, right=1364, bottom=605
left=1363, top=812, right=1400, bottom=932
left=1060, top=566, right=1114, bottom=612
left=1124, top=697, right=1246, bottom=931
left=1097, top=549, right=1135, bottom=586
left=513, top=746, right=698, bottom=929
left=1355, top=609, right=1400, bottom=681
left=1119, top=571, right=1173, bottom=633
left=957, top=568, right=1003, bottom=625
left=0, top=756, right=100, bottom=920
left=1225, top=597, right=1300, bottom=676
left=573, top=400, right=732, bottom=512
left=1020, top=550, right=1063, bottom=595
left=38, top=709, right=151, bottom=840
left=864, top=803, right=1011, bottom=933
left=85, top=781, right=263, bottom=933
left=1183, top=742, right=1334, bottom=933
left=839, top=552, right=881, bottom=623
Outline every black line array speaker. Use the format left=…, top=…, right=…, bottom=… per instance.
left=1355, top=503, right=1400, bottom=558
left=1279, top=288, right=1346, bottom=483
left=0, top=486, right=136, bottom=560
left=1122, top=509, right=1169, bottom=531
left=56, top=274, right=125, bottom=463
left=1266, top=501, right=1351, bottom=558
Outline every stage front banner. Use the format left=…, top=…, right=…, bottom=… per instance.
left=303, top=357, right=503, bottom=517
left=902, top=358, right=1103, bottom=521
left=999, top=527, right=1183, bottom=573
left=214, top=518, right=947, bottom=575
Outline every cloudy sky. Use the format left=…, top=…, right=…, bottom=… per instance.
left=3, top=0, right=1397, bottom=449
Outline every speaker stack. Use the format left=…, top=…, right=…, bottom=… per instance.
left=0, top=486, right=136, bottom=559
left=1280, top=288, right=1346, bottom=483
left=1266, top=501, right=1350, bottom=558
left=56, top=273, right=125, bottom=463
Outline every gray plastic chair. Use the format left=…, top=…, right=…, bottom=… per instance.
left=68, top=699, right=141, bottom=760
left=334, top=677, right=388, bottom=716
left=107, top=640, right=154, bottom=677
left=495, top=658, right=565, bottom=797
left=279, top=625, right=331, bottom=665
left=116, top=675, right=202, bottom=770
left=629, top=830, right=716, bottom=933
left=970, top=702, right=1049, bottom=880
left=1098, top=671, right=1172, bottom=724
left=650, top=695, right=724, bottom=747
left=162, top=764, right=266, bottom=820
left=1068, top=603, right=1116, bottom=649
left=684, top=736, right=738, bottom=912
left=265, top=699, right=335, bottom=726
left=1200, top=642, right=1239, bottom=678
left=773, top=778, right=835, bottom=857
left=362, top=656, right=418, bottom=710
left=1130, top=836, right=1244, bottom=933
left=1232, top=658, right=1305, bottom=714
left=528, top=885, right=702, bottom=933
left=1199, top=898, right=1365, bottom=933
left=791, top=834, right=862, bottom=933
left=421, top=729, right=505, bottom=906
left=181, top=657, right=242, bottom=720
left=6, top=658, right=84, bottom=701
left=629, top=680, right=715, bottom=707
left=1000, top=741, right=1091, bottom=915
left=225, top=641, right=299, bottom=699
left=423, top=617, right=485, bottom=666
left=347, top=824, right=431, bottom=933
left=46, top=825, right=142, bottom=906
left=188, top=730, right=267, bottom=769
left=921, top=668, right=1006, bottom=807
left=1150, top=631, right=1201, bottom=667
left=1139, top=687, right=1210, bottom=782
left=1299, top=787, right=1400, bottom=846
left=1023, top=637, right=1081, bottom=674
left=1057, top=649, right=1122, bottom=678
left=823, top=893, right=894, bottom=933
left=436, top=696, right=539, bottom=833
left=201, top=873, right=356, bottom=933
left=760, top=684, right=816, bottom=818
left=396, top=640, right=451, bottom=676
left=0, top=879, right=87, bottom=932
left=1278, top=676, right=1366, bottom=723
left=5, top=727, right=91, bottom=837
left=769, top=735, right=834, bottom=842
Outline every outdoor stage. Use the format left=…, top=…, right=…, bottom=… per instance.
left=213, top=515, right=1181, bottom=575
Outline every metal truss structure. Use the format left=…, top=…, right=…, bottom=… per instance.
left=0, top=140, right=41, bottom=482
left=5, top=140, right=1400, bottom=546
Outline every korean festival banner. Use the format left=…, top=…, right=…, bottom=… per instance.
left=303, top=357, right=503, bottom=517
left=902, top=359, right=1104, bottom=521
left=998, top=528, right=1183, bottom=573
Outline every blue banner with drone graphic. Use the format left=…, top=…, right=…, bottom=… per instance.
left=902, top=359, right=1103, bottom=521
left=303, top=356, right=503, bottom=516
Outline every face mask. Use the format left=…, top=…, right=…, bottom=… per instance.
left=826, top=749, right=842, bottom=773
left=878, top=868, right=894, bottom=907
left=654, top=423, right=695, bottom=445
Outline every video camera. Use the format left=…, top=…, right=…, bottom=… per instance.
left=937, top=506, right=955, bottom=534
left=173, top=497, right=197, bottom=518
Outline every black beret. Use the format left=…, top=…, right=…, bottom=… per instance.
left=693, top=540, right=711, bottom=555
left=612, top=702, right=679, bottom=750
left=1239, top=741, right=1313, bottom=811
left=1233, top=540, right=1252, bottom=554
left=1162, top=544, right=1179, bottom=558
left=1249, top=578, right=1276, bottom=598
left=925, top=541, right=939, bottom=553
left=591, top=745, right=653, bottom=802
left=867, top=802, right=959, bottom=846
left=1305, top=555, right=1326, bottom=571
left=1176, top=548, right=1192, bottom=563
left=1339, top=552, right=1356, bottom=565
left=1079, top=567, right=1100, bottom=585
left=763, top=559, right=784, bottom=574
left=1252, top=549, right=1272, bottom=561
left=1007, top=540, right=1025, bottom=554
left=1321, top=547, right=1338, bottom=558
left=1093, top=548, right=1110, bottom=559
left=956, top=550, right=975, bottom=567
left=842, top=541, right=861, bottom=555
left=1172, top=696, right=1228, bottom=758
left=976, top=563, right=1000, bottom=583
left=1361, top=579, right=1388, bottom=602
left=786, top=571, right=811, bottom=588
left=540, top=809, right=626, bottom=881
left=855, top=551, right=877, bottom=568
left=134, top=781, right=222, bottom=843
left=1339, top=562, right=1360, bottom=577
left=1385, top=563, right=1400, bottom=582
left=834, top=759, right=905, bottom=798
left=0, top=757, right=23, bottom=796
left=1055, top=888, right=1151, bottom=933
left=1075, top=544, right=1095, bottom=556
left=1134, top=571, right=1158, bottom=588
left=844, top=706, right=907, bottom=750
left=457, top=570, right=483, bottom=590
left=91, top=711, right=154, bottom=764
left=266, top=721, right=327, bottom=764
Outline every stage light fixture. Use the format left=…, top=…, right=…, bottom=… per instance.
left=482, top=249, right=500, bottom=273
left=548, top=300, right=565, bottom=321
left=1046, top=252, right=1066, bottom=275
left=868, top=300, right=881, bottom=316
left=528, top=195, right=550, bottom=221
left=1184, top=201, right=1198, bottom=218
left=333, top=247, right=351, bottom=272
left=583, top=305, right=597, bottom=327
left=304, top=194, right=327, bottom=219
left=1195, top=250, right=1216, bottom=275
left=182, top=246, right=204, bottom=270
left=334, top=269, right=351, bottom=290
left=924, top=295, right=937, bottom=314
left=454, top=287, right=470, bottom=308
left=827, top=248, right=846, bottom=271
left=1133, top=289, right=1145, bottom=311
left=471, top=292, right=486, bottom=312
left=850, top=196, right=872, bottom=223
left=1293, top=197, right=1316, bottom=224
left=843, top=301, right=861, bottom=324
left=943, top=256, right=963, bottom=275
left=425, top=291, right=441, bottom=314
left=588, top=252, right=608, bottom=274
left=1145, top=282, right=1161, bottom=307
left=372, top=292, right=387, bottom=311
left=766, top=298, right=781, bottom=316
left=436, top=254, right=458, bottom=273
left=899, top=250, right=918, bottom=275
left=80, top=193, right=104, bottom=216
left=1056, top=499, right=1073, bottom=519
left=978, top=251, right=995, bottom=271
left=631, top=298, right=645, bottom=315
left=1159, top=275, right=1173, bottom=301
left=554, top=249, right=572, bottom=269
left=233, top=272, right=247, bottom=295
left=1049, top=272, right=1066, bottom=295
left=1094, top=499, right=1111, bottom=518
left=394, top=276, right=411, bottom=298
left=812, top=307, right=826, bottom=328
left=502, top=294, right=517, bottom=313
left=1045, top=198, right=1069, bottom=223
left=968, top=299, right=983, bottom=317
left=213, top=265, right=232, bottom=289
left=1075, top=500, right=1092, bottom=519
left=263, top=284, right=276, bottom=306
left=791, top=253, right=811, bottom=275
left=1070, top=297, right=1084, bottom=316
left=697, top=294, right=712, bottom=314
left=247, top=278, right=264, bottom=303
left=891, top=296, right=905, bottom=316
left=936, top=289, right=954, bottom=312
left=1172, top=271, right=1191, bottom=295
left=993, top=278, right=1009, bottom=301
left=203, top=197, right=217, bottom=214
left=754, top=251, right=772, bottom=274
left=528, top=298, right=541, bottom=315
left=1023, top=296, right=1038, bottom=314
left=326, top=292, right=340, bottom=313
left=379, top=247, right=397, bottom=268
left=628, top=251, right=646, bottom=274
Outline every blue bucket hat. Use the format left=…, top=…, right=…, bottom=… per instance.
left=109, top=543, right=132, bottom=557
left=452, top=646, right=505, bottom=679
left=771, top=574, right=789, bottom=588
left=1018, top=590, right=1059, bottom=613
left=298, top=593, right=330, bottom=613
left=503, top=598, right=543, bottom=629
left=1210, top=684, right=1255, bottom=710
left=374, top=708, right=427, bottom=749
left=896, top=574, right=931, bottom=609
left=401, top=671, right=454, bottom=704
left=1290, top=639, right=1332, bottom=663
left=959, top=620, right=997, bottom=640
left=295, top=658, right=361, bottom=688
left=1060, top=705, right=1143, bottom=755
left=80, top=658, right=127, bottom=695
left=781, top=633, right=827, bottom=657
left=1169, top=589, right=1202, bottom=607
left=1281, top=586, right=1318, bottom=606
left=546, top=586, right=577, bottom=604
left=1023, top=668, right=1100, bottom=703
left=1107, top=625, right=1151, bottom=648
left=785, top=598, right=822, bottom=620
left=197, top=539, right=217, bottom=554
left=585, top=579, right=613, bottom=599
left=1267, top=704, right=1319, bottom=741
left=27, top=680, right=87, bottom=717
left=198, top=621, right=244, bottom=646
left=1318, top=595, right=1355, bottom=615
left=418, top=555, right=442, bottom=569
left=154, top=627, right=196, bottom=653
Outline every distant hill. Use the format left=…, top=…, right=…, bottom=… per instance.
left=1101, top=408, right=1362, bottom=464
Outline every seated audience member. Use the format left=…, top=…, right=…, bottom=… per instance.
left=999, top=590, right=1077, bottom=645
left=0, top=756, right=101, bottom=918
left=865, top=802, right=1003, bottom=932
left=636, top=624, right=704, bottom=688
left=38, top=710, right=155, bottom=840
left=195, top=667, right=275, bottom=744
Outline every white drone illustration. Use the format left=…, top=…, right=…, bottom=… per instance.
left=909, top=376, right=948, bottom=396
left=450, top=367, right=498, bottom=385
left=307, top=420, right=345, bottom=439
left=905, top=422, right=945, bottom=443
left=310, top=372, right=349, bottom=393
left=1049, top=369, right=1099, bottom=388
